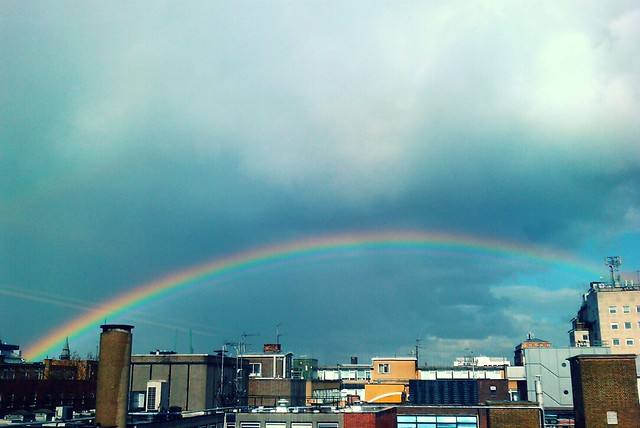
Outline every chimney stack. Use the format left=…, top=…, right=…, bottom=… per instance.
left=95, top=324, right=134, bottom=428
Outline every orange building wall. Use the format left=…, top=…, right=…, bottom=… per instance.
left=364, top=383, right=406, bottom=403
left=370, top=358, right=417, bottom=383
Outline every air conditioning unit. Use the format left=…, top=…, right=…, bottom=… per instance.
left=146, top=380, right=169, bottom=412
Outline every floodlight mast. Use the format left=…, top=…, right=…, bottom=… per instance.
left=605, top=256, right=621, bottom=286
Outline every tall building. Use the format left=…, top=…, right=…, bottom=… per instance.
left=569, top=281, right=640, bottom=354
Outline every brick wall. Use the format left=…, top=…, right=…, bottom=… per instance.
left=487, top=407, right=540, bottom=428
left=247, top=378, right=307, bottom=406
left=344, top=407, right=396, bottom=428
left=569, top=354, right=640, bottom=428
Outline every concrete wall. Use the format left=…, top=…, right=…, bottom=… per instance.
left=521, top=346, right=610, bottom=406
left=130, top=353, right=245, bottom=410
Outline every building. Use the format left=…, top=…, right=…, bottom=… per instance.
left=243, top=344, right=294, bottom=379
left=242, top=345, right=340, bottom=407
left=396, top=403, right=541, bottom=428
left=364, top=357, right=417, bottom=403
left=512, top=345, right=610, bottom=407
left=453, top=355, right=509, bottom=368
left=418, top=365, right=506, bottom=381
left=568, top=354, right=640, bottom=427
left=225, top=403, right=541, bottom=428
left=513, top=334, right=552, bottom=366
left=227, top=407, right=345, bottom=428
left=370, top=357, right=417, bottom=384
left=0, top=340, right=24, bottom=364
left=318, top=357, right=371, bottom=403
left=569, top=280, right=640, bottom=354
left=293, top=357, right=319, bottom=380
left=0, top=341, right=97, bottom=417
left=130, top=351, right=248, bottom=411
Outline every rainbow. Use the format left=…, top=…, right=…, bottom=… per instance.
left=23, top=230, right=599, bottom=361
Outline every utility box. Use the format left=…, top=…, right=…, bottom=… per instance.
left=55, top=406, right=73, bottom=420
left=130, top=391, right=146, bottom=411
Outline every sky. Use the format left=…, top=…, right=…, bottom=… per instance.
left=1, top=1, right=639, bottom=366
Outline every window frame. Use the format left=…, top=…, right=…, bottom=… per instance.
left=377, top=363, right=390, bottom=374
left=249, top=362, right=262, bottom=377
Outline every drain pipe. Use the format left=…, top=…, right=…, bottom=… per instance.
left=535, top=375, right=544, bottom=428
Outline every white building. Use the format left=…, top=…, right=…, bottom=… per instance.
left=569, top=281, right=640, bottom=354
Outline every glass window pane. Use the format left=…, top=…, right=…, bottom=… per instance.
left=436, top=416, right=456, bottom=423
left=397, top=416, right=417, bottom=423
left=417, top=416, right=437, bottom=423
left=398, top=423, right=415, bottom=428
left=457, top=416, right=477, bottom=423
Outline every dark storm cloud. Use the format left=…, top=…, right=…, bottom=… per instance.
left=1, top=1, right=639, bottom=362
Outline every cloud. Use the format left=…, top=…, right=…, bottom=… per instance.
left=1, top=1, right=639, bottom=363
left=490, top=285, right=583, bottom=346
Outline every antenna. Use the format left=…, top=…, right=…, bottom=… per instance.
left=240, top=332, right=259, bottom=354
left=605, top=256, right=621, bottom=286
left=276, top=323, right=282, bottom=345
left=414, top=338, right=423, bottom=366
left=236, top=332, right=259, bottom=403
left=189, top=329, right=193, bottom=354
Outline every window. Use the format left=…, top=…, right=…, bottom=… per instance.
left=624, top=322, right=632, bottom=329
left=612, top=338, right=620, bottom=346
left=623, top=306, right=630, bottom=313
left=611, top=323, right=619, bottom=330
left=377, top=363, right=390, bottom=374
left=626, top=339, right=634, bottom=346
left=249, top=363, right=262, bottom=377
left=582, top=334, right=589, bottom=340
left=398, top=415, right=477, bottom=428
left=609, top=306, right=617, bottom=314
left=636, top=305, right=640, bottom=313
